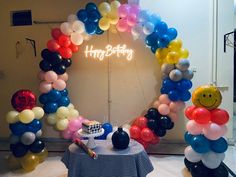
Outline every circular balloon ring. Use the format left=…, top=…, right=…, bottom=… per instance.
left=38, top=1, right=194, bottom=144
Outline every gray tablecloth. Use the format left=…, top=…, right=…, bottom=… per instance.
left=61, top=140, right=154, bottom=177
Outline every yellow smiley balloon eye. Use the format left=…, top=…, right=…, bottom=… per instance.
left=192, top=85, right=222, bottom=110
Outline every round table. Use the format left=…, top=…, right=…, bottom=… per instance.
left=61, top=140, right=154, bottom=177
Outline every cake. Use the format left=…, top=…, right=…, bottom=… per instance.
left=82, top=120, right=102, bottom=134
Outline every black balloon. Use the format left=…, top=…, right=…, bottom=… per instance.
left=154, top=128, right=166, bottom=137
left=49, top=52, right=62, bottom=65
left=39, top=60, right=52, bottom=71
left=112, top=127, right=130, bottom=149
left=10, top=143, right=28, bottom=157
left=184, top=158, right=196, bottom=171
left=147, top=119, right=158, bottom=130
left=53, top=64, right=66, bottom=75
left=30, top=139, right=45, bottom=153
left=147, top=108, right=161, bottom=120
left=61, top=59, right=72, bottom=67
left=191, top=162, right=210, bottom=177
left=208, top=164, right=229, bottom=177
left=41, top=48, right=50, bottom=59
left=159, top=116, right=173, bottom=129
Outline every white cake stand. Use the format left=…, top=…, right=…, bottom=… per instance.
left=78, top=128, right=104, bottom=149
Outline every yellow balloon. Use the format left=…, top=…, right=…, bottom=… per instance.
left=166, top=51, right=180, bottom=64
left=109, top=25, right=118, bottom=33
left=6, top=111, right=19, bottom=123
left=32, top=107, right=44, bottom=119
left=47, top=114, right=57, bottom=125
left=56, top=119, right=69, bottom=130
left=67, top=103, right=75, bottom=110
left=68, top=109, right=79, bottom=120
left=108, top=12, right=119, bottom=25
left=20, top=153, right=39, bottom=172
left=98, top=2, right=111, bottom=16
left=99, top=17, right=111, bottom=31
left=155, top=48, right=169, bottom=59
left=35, top=148, right=48, bottom=163
left=18, top=109, right=35, bottom=123
left=7, top=154, right=21, bottom=170
left=180, top=48, right=189, bottom=58
left=110, top=0, right=121, bottom=10
left=56, top=106, right=69, bottom=119
left=168, top=39, right=182, bottom=51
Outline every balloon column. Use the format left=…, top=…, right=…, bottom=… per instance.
left=184, top=85, right=229, bottom=177
left=6, top=90, right=47, bottom=171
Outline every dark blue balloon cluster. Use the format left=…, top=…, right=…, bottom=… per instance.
left=39, top=89, right=70, bottom=113
left=39, top=49, right=72, bottom=75
left=77, top=2, right=104, bottom=35
left=184, top=132, right=228, bottom=154
left=161, top=78, right=192, bottom=101
left=96, top=122, right=113, bottom=139
left=145, top=108, right=174, bottom=137
left=184, top=158, right=228, bottom=177
left=145, top=21, right=177, bottom=53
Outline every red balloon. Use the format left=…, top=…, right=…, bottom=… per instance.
left=211, top=109, right=229, bottom=125
left=47, top=39, right=60, bottom=52
left=130, top=125, right=141, bottom=139
left=59, top=47, right=72, bottom=59
left=58, top=35, right=71, bottom=48
left=51, top=28, right=62, bottom=40
left=69, top=43, right=79, bottom=53
left=11, top=90, right=36, bottom=112
left=132, top=117, right=148, bottom=129
left=150, top=134, right=160, bottom=145
left=137, top=138, right=149, bottom=149
left=185, top=105, right=196, bottom=120
left=140, top=128, right=154, bottom=142
left=192, top=107, right=211, bottom=124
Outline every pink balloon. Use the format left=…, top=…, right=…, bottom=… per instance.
left=168, top=112, right=178, bottom=122
left=127, top=14, right=137, bottom=27
left=158, top=104, right=170, bottom=115
left=118, top=4, right=130, bottom=18
left=52, top=79, right=66, bottom=90
left=203, top=123, right=227, bottom=140
left=58, top=72, right=68, bottom=81
left=186, top=120, right=204, bottom=135
left=129, top=4, right=140, bottom=15
left=78, top=116, right=85, bottom=122
left=72, top=132, right=81, bottom=142
left=44, top=71, right=58, bottom=82
left=68, top=118, right=82, bottom=132
left=38, top=71, right=45, bottom=80
left=116, top=18, right=128, bottom=32
left=152, top=100, right=160, bottom=109
left=159, top=94, right=171, bottom=104
left=39, top=81, right=52, bottom=93
left=169, top=101, right=185, bottom=112
left=60, top=128, right=73, bottom=139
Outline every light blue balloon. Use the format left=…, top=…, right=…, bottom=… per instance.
left=150, top=13, right=161, bottom=25
left=138, top=10, right=151, bottom=23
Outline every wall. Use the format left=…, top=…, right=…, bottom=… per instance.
left=0, top=0, right=234, bottom=141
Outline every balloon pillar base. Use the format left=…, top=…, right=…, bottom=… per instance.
left=182, top=168, right=192, bottom=177
left=87, top=137, right=96, bottom=149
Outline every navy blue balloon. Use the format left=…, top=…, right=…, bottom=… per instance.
left=47, top=89, right=61, bottom=102
left=96, top=26, right=104, bottom=35
left=49, top=52, right=62, bottom=65
left=162, top=78, right=176, bottom=90
left=77, top=9, right=88, bottom=22
left=181, top=91, right=191, bottom=101
left=210, top=137, right=228, bottom=153
left=58, top=96, right=70, bottom=107
left=145, top=32, right=158, bottom=47
left=60, top=89, right=68, bottom=96
left=191, top=135, right=210, bottom=153
left=155, top=21, right=168, bottom=35
left=41, top=49, right=51, bottom=59
left=160, top=87, right=169, bottom=94
left=147, top=108, right=161, bottom=120
left=147, top=119, right=158, bottom=130
left=39, top=94, right=48, bottom=104
left=177, top=79, right=192, bottom=91
left=151, top=45, right=159, bottom=53
left=27, top=119, right=42, bottom=133
left=10, top=143, right=28, bottom=157
left=53, top=64, right=66, bottom=75
left=61, top=59, right=72, bottom=68
left=158, top=34, right=170, bottom=48
left=85, top=22, right=97, bottom=35
left=85, top=2, right=98, bottom=12
left=167, top=28, right=177, bottom=40
left=88, top=10, right=100, bottom=23
left=159, top=116, right=172, bottom=129
left=154, top=128, right=166, bottom=137
left=112, top=128, right=130, bottom=149
left=44, top=102, right=58, bottom=113
left=9, top=122, right=27, bottom=136
left=102, top=123, right=113, bottom=136
left=30, top=139, right=45, bottom=153
left=39, top=60, right=52, bottom=72
left=166, top=121, right=174, bottom=130
left=184, top=131, right=193, bottom=144
left=168, top=90, right=180, bottom=101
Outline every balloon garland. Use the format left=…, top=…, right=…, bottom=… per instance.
left=36, top=1, right=194, bottom=147
left=6, top=90, right=47, bottom=171
left=184, top=85, right=229, bottom=177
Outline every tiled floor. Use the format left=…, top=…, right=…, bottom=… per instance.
left=0, top=145, right=235, bottom=177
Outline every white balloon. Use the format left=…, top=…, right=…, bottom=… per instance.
left=106, top=132, right=114, bottom=140
left=184, top=146, right=202, bottom=163
left=71, top=32, right=84, bottom=45
left=122, top=124, right=131, bottom=130
left=72, top=20, right=85, bottom=34
left=67, top=103, right=75, bottom=110
left=67, top=14, right=78, bottom=23
left=112, top=126, right=118, bottom=132
left=202, top=151, right=225, bottom=169
left=82, top=32, right=92, bottom=41
left=143, top=22, right=154, bottom=35
left=36, top=130, right=42, bottom=137
left=60, top=22, right=73, bottom=35
left=131, top=25, right=143, bottom=40
left=122, top=127, right=130, bottom=137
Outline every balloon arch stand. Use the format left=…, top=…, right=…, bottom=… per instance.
left=5, top=1, right=230, bottom=177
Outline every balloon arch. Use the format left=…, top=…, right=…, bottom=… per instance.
left=6, top=0, right=199, bottom=173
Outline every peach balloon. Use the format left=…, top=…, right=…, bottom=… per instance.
left=168, top=112, right=178, bottom=122
left=38, top=71, right=45, bottom=80
left=158, top=104, right=170, bottom=115
left=58, top=72, right=68, bottom=81
left=52, top=79, right=66, bottom=90
left=44, top=71, right=58, bottom=82
left=169, top=101, right=185, bottom=112
left=39, top=81, right=52, bottom=93
left=153, top=100, right=160, bottom=109
left=159, top=94, right=171, bottom=104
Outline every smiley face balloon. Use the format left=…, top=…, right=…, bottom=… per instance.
left=192, top=85, right=222, bottom=110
